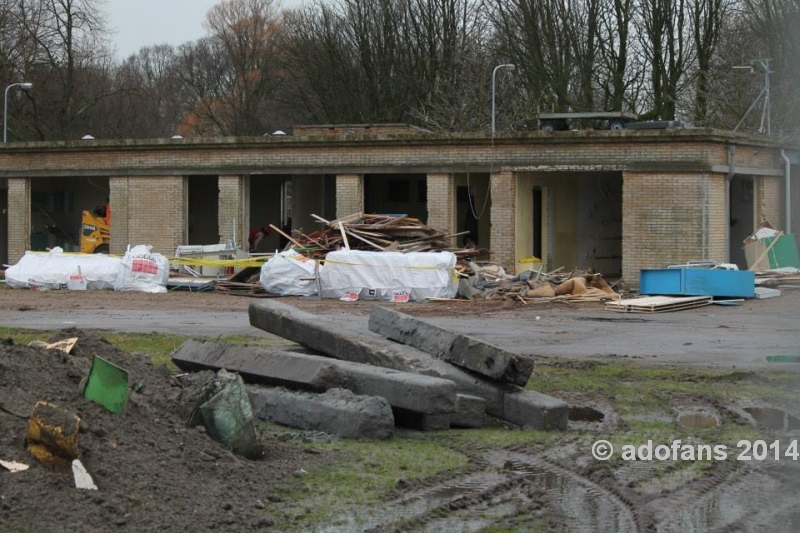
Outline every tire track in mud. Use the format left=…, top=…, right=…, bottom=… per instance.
left=320, top=443, right=649, bottom=533
left=647, top=457, right=800, bottom=532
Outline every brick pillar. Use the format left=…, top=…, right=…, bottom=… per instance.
left=115, top=176, right=186, bottom=255
left=336, top=174, right=363, bottom=219
left=490, top=171, right=516, bottom=272
left=109, top=177, right=128, bottom=255
left=756, top=175, right=783, bottom=229
left=218, top=175, right=247, bottom=248
left=426, top=173, right=454, bottom=233
left=7, top=177, right=31, bottom=263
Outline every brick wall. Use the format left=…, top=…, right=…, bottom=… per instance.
left=756, top=176, right=783, bottom=229
left=111, top=176, right=186, bottom=255
left=622, top=172, right=729, bottom=284
left=218, top=175, right=246, bottom=247
left=426, top=173, right=453, bottom=233
left=490, top=171, right=516, bottom=270
left=336, top=174, right=363, bottom=219
left=109, top=177, right=128, bottom=255
left=7, top=178, right=31, bottom=263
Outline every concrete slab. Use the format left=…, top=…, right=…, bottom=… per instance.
left=171, top=339, right=457, bottom=415
left=368, top=305, right=534, bottom=386
left=248, top=386, right=394, bottom=439
left=248, top=300, right=568, bottom=430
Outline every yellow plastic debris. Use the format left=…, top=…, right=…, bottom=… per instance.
left=25, top=401, right=81, bottom=468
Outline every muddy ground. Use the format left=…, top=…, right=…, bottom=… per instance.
left=1, top=285, right=800, bottom=532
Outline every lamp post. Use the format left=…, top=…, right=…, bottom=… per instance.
left=4, top=82, right=33, bottom=143
left=491, top=64, right=515, bottom=135
left=733, top=59, right=771, bottom=135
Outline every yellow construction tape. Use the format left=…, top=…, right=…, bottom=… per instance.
left=320, top=258, right=450, bottom=271
left=168, top=257, right=268, bottom=268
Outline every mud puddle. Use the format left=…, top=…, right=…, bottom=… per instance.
left=319, top=438, right=800, bottom=533
left=319, top=445, right=641, bottom=533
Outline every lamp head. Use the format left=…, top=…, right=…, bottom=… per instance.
left=19, top=83, right=33, bottom=90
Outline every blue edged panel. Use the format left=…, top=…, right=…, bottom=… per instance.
left=640, top=269, right=755, bottom=298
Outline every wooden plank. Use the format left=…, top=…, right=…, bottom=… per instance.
left=605, top=295, right=712, bottom=313
left=269, top=224, right=305, bottom=249
left=748, top=230, right=783, bottom=271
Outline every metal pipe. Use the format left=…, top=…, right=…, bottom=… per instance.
left=3, top=82, right=33, bottom=143
left=781, top=149, right=791, bottom=233
left=491, top=64, right=515, bottom=135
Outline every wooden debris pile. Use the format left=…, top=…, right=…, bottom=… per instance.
left=271, top=213, right=488, bottom=261
left=754, top=269, right=800, bottom=289
left=456, top=264, right=621, bottom=304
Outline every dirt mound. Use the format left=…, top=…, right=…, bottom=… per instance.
left=0, top=329, right=323, bottom=532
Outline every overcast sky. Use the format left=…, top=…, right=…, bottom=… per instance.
left=105, top=0, right=305, bottom=60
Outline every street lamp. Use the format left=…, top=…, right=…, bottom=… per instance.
left=733, top=59, right=771, bottom=135
left=491, top=64, right=515, bottom=135
left=4, top=82, right=33, bottom=143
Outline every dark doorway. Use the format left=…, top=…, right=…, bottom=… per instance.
left=729, top=176, right=755, bottom=269
left=187, top=176, right=219, bottom=245
left=532, top=187, right=543, bottom=259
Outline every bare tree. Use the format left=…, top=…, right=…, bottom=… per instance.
left=106, top=45, right=185, bottom=138
left=283, top=0, right=489, bottom=130
left=177, top=0, right=285, bottom=136
left=14, top=0, right=115, bottom=139
left=636, top=0, right=691, bottom=120
left=740, top=0, right=800, bottom=134
left=595, top=0, right=636, bottom=111
left=690, top=0, right=733, bottom=124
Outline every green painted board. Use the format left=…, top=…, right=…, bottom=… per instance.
left=763, top=235, right=800, bottom=269
left=83, top=356, right=129, bottom=414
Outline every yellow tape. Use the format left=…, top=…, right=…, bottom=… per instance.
left=320, top=258, right=451, bottom=271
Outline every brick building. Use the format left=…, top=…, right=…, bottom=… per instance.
left=1, top=126, right=796, bottom=285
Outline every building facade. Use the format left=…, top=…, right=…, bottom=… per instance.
left=1, top=127, right=796, bottom=285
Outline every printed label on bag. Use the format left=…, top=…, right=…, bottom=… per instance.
left=391, top=291, right=410, bottom=303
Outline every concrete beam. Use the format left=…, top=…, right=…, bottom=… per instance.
left=248, top=386, right=394, bottom=439
left=171, top=339, right=456, bottom=415
left=248, top=301, right=568, bottom=430
left=368, top=306, right=534, bottom=386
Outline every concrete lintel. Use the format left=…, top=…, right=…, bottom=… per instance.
left=710, top=164, right=783, bottom=177
left=171, top=339, right=457, bottom=415
left=248, top=300, right=568, bottom=430
left=248, top=386, right=394, bottom=439
left=368, top=306, right=534, bottom=386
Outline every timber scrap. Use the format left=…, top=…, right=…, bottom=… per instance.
left=270, top=212, right=488, bottom=260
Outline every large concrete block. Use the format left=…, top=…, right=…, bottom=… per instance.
left=368, top=305, right=534, bottom=386
left=171, top=339, right=456, bottom=415
left=249, top=386, right=394, bottom=439
left=248, top=300, right=567, bottom=430
left=452, top=394, right=486, bottom=429
left=172, top=339, right=347, bottom=391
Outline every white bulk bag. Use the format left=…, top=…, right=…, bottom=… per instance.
left=319, top=250, right=458, bottom=302
left=5, top=248, right=120, bottom=290
left=259, top=251, right=318, bottom=296
left=114, top=245, right=170, bottom=293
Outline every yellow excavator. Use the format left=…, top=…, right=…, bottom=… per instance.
left=80, top=203, right=110, bottom=254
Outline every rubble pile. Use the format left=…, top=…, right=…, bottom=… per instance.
left=456, top=264, right=621, bottom=303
